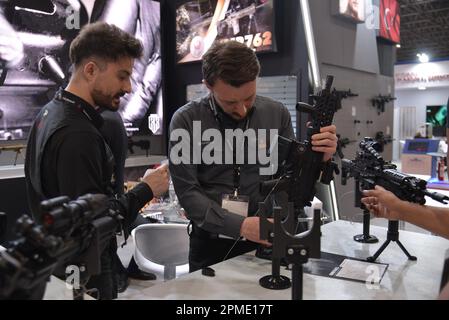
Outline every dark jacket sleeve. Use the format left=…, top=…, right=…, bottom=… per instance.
left=55, top=132, right=152, bottom=226
left=168, top=109, right=245, bottom=239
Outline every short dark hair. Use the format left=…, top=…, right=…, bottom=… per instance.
left=202, top=41, right=260, bottom=87
left=69, top=22, right=143, bottom=67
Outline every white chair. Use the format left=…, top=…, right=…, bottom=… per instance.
left=131, top=223, right=190, bottom=281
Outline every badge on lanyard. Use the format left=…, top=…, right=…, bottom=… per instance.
left=221, top=193, right=249, bottom=217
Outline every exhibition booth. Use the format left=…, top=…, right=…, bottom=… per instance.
left=0, top=0, right=448, bottom=302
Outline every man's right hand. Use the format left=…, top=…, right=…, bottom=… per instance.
left=240, top=216, right=272, bottom=246
left=141, top=163, right=169, bottom=198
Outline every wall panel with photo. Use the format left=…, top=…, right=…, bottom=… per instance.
left=176, top=0, right=276, bottom=64
left=332, top=0, right=366, bottom=23
left=0, top=0, right=164, bottom=143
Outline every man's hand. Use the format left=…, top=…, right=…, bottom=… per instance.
left=361, top=185, right=403, bottom=220
left=311, top=124, right=338, bottom=162
left=240, top=216, right=272, bottom=246
left=141, top=163, right=169, bottom=198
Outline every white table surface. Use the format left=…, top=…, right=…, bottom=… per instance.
left=120, top=220, right=449, bottom=300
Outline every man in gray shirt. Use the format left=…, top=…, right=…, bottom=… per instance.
left=169, top=41, right=337, bottom=272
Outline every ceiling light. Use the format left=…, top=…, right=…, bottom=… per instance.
left=396, top=44, right=401, bottom=48
left=417, top=53, right=429, bottom=63
left=418, top=86, right=426, bottom=90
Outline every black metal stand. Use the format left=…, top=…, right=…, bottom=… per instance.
left=354, top=209, right=379, bottom=243
left=259, top=204, right=321, bottom=300
left=259, top=257, right=291, bottom=290
left=367, top=220, right=417, bottom=262
left=286, top=244, right=309, bottom=300
left=353, top=180, right=378, bottom=243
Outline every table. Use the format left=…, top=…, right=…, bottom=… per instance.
left=121, top=221, right=449, bottom=300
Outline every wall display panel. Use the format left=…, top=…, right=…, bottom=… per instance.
left=0, top=0, right=164, bottom=141
left=378, top=0, right=400, bottom=44
left=176, top=0, right=276, bottom=64
left=332, top=0, right=366, bottom=23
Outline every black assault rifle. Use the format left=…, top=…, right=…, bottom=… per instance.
left=260, top=75, right=340, bottom=213
left=341, top=137, right=449, bottom=261
left=332, top=88, right=358, bottom=111
left=257, top=75, right=339, bottom=298
left=371, top=94, right=396, bottom=115
left=0, top=194, right=122, bottom=300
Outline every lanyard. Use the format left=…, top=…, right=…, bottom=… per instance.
left=209, top=96, right=251, bottom=196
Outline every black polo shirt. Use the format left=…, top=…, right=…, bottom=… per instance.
left=25, top=89, right=152, bottom=226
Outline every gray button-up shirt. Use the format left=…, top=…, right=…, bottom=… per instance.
left=169, top=95, right=294, bottom=238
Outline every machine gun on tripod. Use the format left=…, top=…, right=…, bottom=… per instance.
left=0, top=194, right=122, bottom=300
left=257, top=75, right=340, bottom=299
left=371, top=94, right=396, bottom=115
left=341, top=137, right=449, bottom=261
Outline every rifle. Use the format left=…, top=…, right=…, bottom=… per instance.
left=260, top=75, right=339, bottom=213
left=335, top=134, right=356, bottom=159
left=257, top=75, right=339, bottom=298
left=0, top=194, right=122, bottom=300
left=341, top=137, right=448, bottom=206
left=332, top=88, right=358, bottom=111
left=371, top=94, right=396, bottom=115
left=341, top=137, right=449, bottom=260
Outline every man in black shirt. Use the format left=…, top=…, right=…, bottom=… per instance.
left=25, top=22, right=168, bottom=299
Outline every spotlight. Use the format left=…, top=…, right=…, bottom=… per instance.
left=417, top=53, right=429, bottom=63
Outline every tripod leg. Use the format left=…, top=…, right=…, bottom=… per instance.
left=367, top=240, right=391, bottom=262
left=396, top=240, right=417, bottom=261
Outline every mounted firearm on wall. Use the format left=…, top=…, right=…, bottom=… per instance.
left=332, top=88, right=358, bottom=111
left=335, top=134, right=356, bottom=159
left=371, top=94, right=396, bottom=115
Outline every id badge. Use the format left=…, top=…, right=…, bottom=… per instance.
left=222, top=194, right=249, bottom=217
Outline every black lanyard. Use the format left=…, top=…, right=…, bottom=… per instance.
left=209, top=96, right=251, bottom=196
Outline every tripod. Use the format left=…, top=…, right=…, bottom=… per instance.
left=367, top=220, right=416, bottom=262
